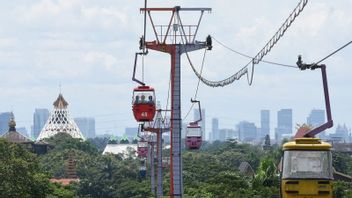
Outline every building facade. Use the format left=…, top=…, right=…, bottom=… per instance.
left=237, top=121, right=257, bottom=142
left=74, top=117, right=96, bottom=139
left=275, top=109, right=292, bottom=142
left=260, top=110, right=270, bottom=139
left=124, top=127, right=139, bottom=139
left=32, top=108, right=50, bottom=139
left=211, top=118, right=219, bottom=141
left=0, top=112, right=12, bottom=135
left=307, top=109, right=325, bottom=138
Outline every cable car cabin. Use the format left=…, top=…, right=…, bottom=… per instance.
left=139, top=159, right=146, bottom=179
left=185, top=122, right=202, bottom=150
left=132, top=86, right=156, bottom=122
left=137, top=140, right=148, bottom=158
left=162, top=157, right=170, bottom=168
left=139, top=166, right=146, bottom=179
left=281, top=138, right=333, bottom=198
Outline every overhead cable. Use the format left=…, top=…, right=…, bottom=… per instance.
left=314, top=40, right=352, bottom=66
left=183, top=49, right=207, bottom=120
left=212, top=36, right=297, bottom=68
left=186, top=0, right=308, bottom=87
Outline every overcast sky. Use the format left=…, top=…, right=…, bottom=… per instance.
left=0, top=0, right=351, bottom=138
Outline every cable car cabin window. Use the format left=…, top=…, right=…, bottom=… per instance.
left=282, top=150, right=333, bottom=179
left=187, top=127, right=202, bottom=137
left=138, top=141, right=148, bottom=147
left=133, top=92, right=155, bottom=104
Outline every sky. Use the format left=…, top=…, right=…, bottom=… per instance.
left=0, top=0, right=351, bottom=139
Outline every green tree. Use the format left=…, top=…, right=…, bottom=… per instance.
left=0, top=139, right=51, bottom=198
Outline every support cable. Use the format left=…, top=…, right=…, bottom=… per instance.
left=314, top=40, right=352, bottom=66
left=183, top=49, right=206, bottom=120
left=212, top=36, right=297, bottom=68
left=186, top=0, right=308, bottom=87
left=163, top=67, right=172, bottom=122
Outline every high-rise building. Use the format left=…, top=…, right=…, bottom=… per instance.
left=219, top=128, right=237, bottom=141
left=124, top=127, right=139, bottom=138
left=74, top=117, right=96, bottom=139
left=0, top=112, right=12, bottom=135
left=194, top=108, right=205, bottom=140
left=211, top=118, right=219, bottom=141
left=260, top=110, right=270, bottom=139
left=275, top=109, right=292, bottom=142
left=237, top=121, right=257, bottom=142
left=307, top=109, right=325, bottom=138
left=32, top=108, right=50, bottom=139
left=331, top=124, right=349, bottom=142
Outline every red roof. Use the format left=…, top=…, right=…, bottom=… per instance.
left=50, top=178, right=80, bottom=186
left=133, top=85, right=154, bottom=91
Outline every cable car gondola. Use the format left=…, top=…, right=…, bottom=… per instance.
left=185, top=99, right=203, bottom=150
left=132, top=85, right=156, bottom=122
left=137, top=139, right=149, bottom=158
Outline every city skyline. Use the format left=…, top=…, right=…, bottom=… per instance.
left=0, top=1, right=351, bottom=137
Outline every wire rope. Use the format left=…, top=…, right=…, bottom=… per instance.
left=314, top=40, right=352, bottom=66
left=185, top=0, right=308, bottom=87
left=183, top=49, right=207, bottom=121
left=212, top=36, right=297, bottom=68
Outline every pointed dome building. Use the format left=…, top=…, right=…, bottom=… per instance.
left=1, top=114, right=33, bottom=144
left=37, top=93, right=85, bottom=141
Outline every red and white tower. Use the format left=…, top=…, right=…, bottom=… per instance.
left=141, top=6, right=212, bottom=197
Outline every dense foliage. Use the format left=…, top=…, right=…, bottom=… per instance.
left=1, top=134, right=352, bottom=197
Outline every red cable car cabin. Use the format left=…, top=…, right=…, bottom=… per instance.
left=132, top=86, right=156, bottom=122
left=185, top=122, right=202, bottom=150
left=137, top=140, right=148, bottom=158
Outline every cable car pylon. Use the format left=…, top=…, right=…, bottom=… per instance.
left=144, top=109, right=171, bottom=197
left=140, top=6, right=212, bottom=197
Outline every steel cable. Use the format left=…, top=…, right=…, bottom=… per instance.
left=186, top=0, right=308, bottom=87
left=183, top=49, right=207, bottom=120
left=212, top=36, right=297, bottom=68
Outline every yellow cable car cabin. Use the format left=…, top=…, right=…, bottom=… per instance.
left=281, top=138, right=333, bottom=198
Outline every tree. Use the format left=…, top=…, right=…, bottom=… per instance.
left=263, top=134, right=271, bottom=150
left=0, top=139, right=51, bottom=198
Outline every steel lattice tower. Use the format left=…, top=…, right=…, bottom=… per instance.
left=141, top=6, right=211, bottom=197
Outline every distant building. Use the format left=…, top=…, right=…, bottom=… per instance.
left=102, top=136, right=137, bottom=158
left=211, top=118, right=219, bottom=141
left=1, top=115, right=49, bottom=155
left=330, top=124, right=350, bottom=142
left=307, top=109, right=325, bottom=138
left=17, top=127, right=29, bottom=138
left=194, top=108, right=205, bottom=140
left=0, top=112, right=12, bottom=135
left=219, top=128, right=237, bottom=141
left=237, top=121, right=257, bottom=142
left=74, top=117, right=96, bottom=139
left=124, top=127, right=138, bottom=139
left=260, top=110, right=270, bottom=139
left=37, top=93, right=85, bottom=141
left=275, top=109, right=292, bottom=142
left=32, top=108, right=50, bottom=139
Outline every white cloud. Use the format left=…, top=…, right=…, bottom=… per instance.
left=81, top=6, right=128, bottom=28
left=83, top=51, right=117, bottom=71
left=18, top=0, right=82, bottom=21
